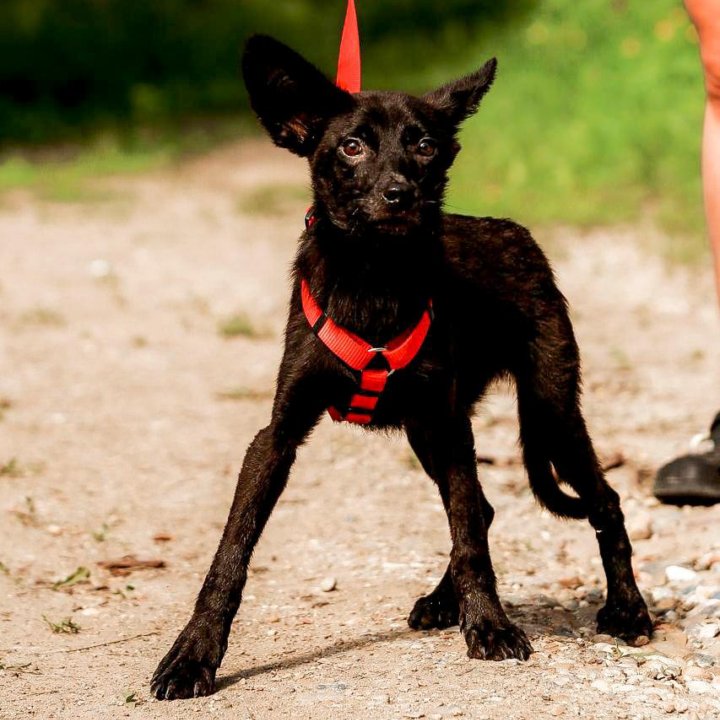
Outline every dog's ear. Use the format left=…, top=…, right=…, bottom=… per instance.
left=242, top=35, right=355, bottom=156
left=423, top=58, right=497, bottom=126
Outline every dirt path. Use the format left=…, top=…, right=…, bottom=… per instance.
left=1, top=141, right=719, bottom=720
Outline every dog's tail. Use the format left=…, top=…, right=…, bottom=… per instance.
left=522, top=448, right=588, bottom=519
left=517, top=397, right=589, bottom=520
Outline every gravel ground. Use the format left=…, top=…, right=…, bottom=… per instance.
left=1, top=140, right=719, bottom=719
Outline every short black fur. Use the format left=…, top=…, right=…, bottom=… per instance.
left=151, top=35, right=652, bottom=700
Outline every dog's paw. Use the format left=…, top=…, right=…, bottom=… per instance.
left=596, top=595, right=653, bottom=643
left=463, top=620, right=533, bottom=661
left=151, top=626, right=223, bottom=701
left=408, top=591, right=459, bottom=630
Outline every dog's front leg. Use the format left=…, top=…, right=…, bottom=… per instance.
left=406, top=415, right=533, bottom=661
left=152, top=370, right=325, bottom=700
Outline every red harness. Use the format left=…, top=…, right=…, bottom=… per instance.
left=300, top=278, right=433, bottom=425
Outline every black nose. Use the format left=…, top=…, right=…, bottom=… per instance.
left=382, top=183, right=412, bottom=206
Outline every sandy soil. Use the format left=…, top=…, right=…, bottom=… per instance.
left=1, top=140, right=720, bottom=720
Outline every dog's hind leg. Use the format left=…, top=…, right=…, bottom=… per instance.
left=405, top=416, right=532, bottom=660
left=151, top=366, right=326, bottom=700
left=515, top=309, right=653, bottom=642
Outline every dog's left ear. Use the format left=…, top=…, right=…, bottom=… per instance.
left=423, top=58, right=497, bottom=126
left=242, top=35, right=356, bottom=156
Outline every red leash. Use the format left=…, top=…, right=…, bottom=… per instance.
left=336, top=0, right=361, bottom=93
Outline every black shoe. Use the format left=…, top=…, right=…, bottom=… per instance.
left=653, top=412, right=720, bottom=506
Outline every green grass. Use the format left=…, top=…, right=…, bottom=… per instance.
left=0, top=458, right=23, bottom=478
left=18, top=307, right=66, bottom=327
left=0, top=142, right=170, bottom=202
left=42, top=615, right=81, bottom=634
left=237, top=183, right=311, bottom=216
left=441, top=1, right=706, bottom=257
left=0, top=118, right=249, bottom=203
left=215, top=387, right=273, bottom=401
left=217, top=312, right=264, bottom=339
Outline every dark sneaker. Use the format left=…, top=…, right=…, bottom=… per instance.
left=653, top=413, right=720, bottom=506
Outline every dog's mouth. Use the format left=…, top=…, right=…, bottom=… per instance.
left=368, top=211, right=418, bottom=235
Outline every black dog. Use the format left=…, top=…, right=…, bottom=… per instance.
left=151, top=35, right=652, bottom=700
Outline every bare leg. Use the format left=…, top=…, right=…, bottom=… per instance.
left=684, top=0, right=720, bottom=304
left=654, top=1, right=720, bottom=504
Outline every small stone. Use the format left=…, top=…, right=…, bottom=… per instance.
left=654, top=597, right=679, bottom=613
left=88, top=258, right=112, bottom=278
left=686, top=680, right=712, bottom=694
left=687, top=622, right=720, bottom=641
left=559, top=576, right=582, bottom=589
left=688, top=653, right=716, bottom=668
left=684, top=666, right=712, bottom=681
left=590, top=679, right=610, bottom=692
left=592, top=634, right=614, bottom=644
left=628, top=514, right=653, bottom=541
left=320, top=577, right=337, bottom=592
left=46, top=524, right=63, bottom=536
left=694, top=552, right=720, bottom=571
left=642, top=657, right=683, bottom=680
left=631, top=635, right=650, bottom=647
left=665, top=565, right=698, bottom=584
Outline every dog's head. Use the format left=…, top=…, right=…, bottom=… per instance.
left=242, top=35, right=496, bottom=236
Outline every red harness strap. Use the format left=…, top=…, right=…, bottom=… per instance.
left=300, top=279, right=432, bottom=425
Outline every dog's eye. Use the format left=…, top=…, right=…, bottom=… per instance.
left=417, top=138, right=437, bottom=157
left=341, top=138, right=364, bottom=157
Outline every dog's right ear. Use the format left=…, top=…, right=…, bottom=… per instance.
left=242, top=35, right=355, bottom=157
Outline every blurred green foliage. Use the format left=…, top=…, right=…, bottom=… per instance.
left=446, top=0, right=706, bottom=247
left=0, top=0, right=709, bottom=253
left=0, top=0, right=530, bottom=143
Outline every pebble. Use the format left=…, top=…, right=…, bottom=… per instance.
left=320, top=577, right=337, bottom=592
left=653, top=597, right=679, bottom=613
left=665, top=566, right=698, bottom=584
left=642, top=657, right=683, bottom=681
left=687, top=622, right=720, bottom=641
left=687, top=653, right=716, bottom=668
left=592, top=634, right=614, bottom=644
left=686, top=680, right=713, bottom=694
left=694, top=551, right=720, bottom=571
left=559, top=576, right=582, bottom=589
left=88, top=258, right=112, bottom=278
left=627, top=514, right=653, bottom=541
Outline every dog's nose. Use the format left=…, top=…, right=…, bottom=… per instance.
left=382, top=183, right=412, bottom=207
